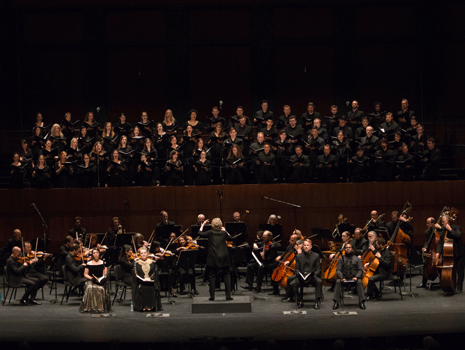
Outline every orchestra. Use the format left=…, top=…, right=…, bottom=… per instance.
left=1, top=202, right=463, bottom=318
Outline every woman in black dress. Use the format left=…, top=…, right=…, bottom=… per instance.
left=49, top=123, right=67, bottom=154
left=107, top=149, right=128, bottom=187
left=82, top=111, right=100, bottom=139
left=77, top=153, right=97, bottom=188
left=80, top=248, right=110, bottom=313
left=164, top=150, right=183, bottom=186
left=31, top=126, right=45, bottom=160
left=207, top=123, right=225, bottom=184
left=54, top=151, right=75, bottom=188
left=66, top=137, right=82, bottom=164
left=102, top=122, right=118, bottom=153
left=226, top=144, right=245, bottom=185
left=32, top=154, right=51, bottom=189
left=154, top=122, right=168, bottom=157
left=183, top=109, right=203, bottom=133
left=118, top=245, right=135, bottom=285
left=199, top=218, right=232, bottom=301
left=10, top=153, right=28, bottom=188
left=162, top=109, right=178, bottom=136
left=129, top=126, right=145, bottom=154
left=194, top=150, right=212, bottom=186
left=134, top=247, right=161, bottom=312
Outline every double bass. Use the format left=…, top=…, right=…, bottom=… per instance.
left=422, top=207, right=449, bottom=282
left=388, top=201, right=412, bottom=277
left=437, top=208, right=458, bottom=293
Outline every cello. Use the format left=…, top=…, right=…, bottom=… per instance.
left=437, top=208, right=458, bottom=293
left=388, top=201, right=412, bottom=277
left=271, top=250, right=296, bottom=289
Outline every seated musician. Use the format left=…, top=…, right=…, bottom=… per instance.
left=386, top=211, right=413, bottom=240
left=69, top=216, right=87, bottom=241
left=329, top=231, right=351, bottom=260
left=57, top=235, right=74, bottom=274
left=23, top=241, right=50, bottom=298
left=332, top=242, right=365, bottom=310
left=175, top=235, right=198, bottom=295
left=134, top=233, right=145, bottom=251
left=6, top=247, right=42, bottom=305
left=365, top=238, right=393, bottom=300
left=287, top=239, right=322, bottom=309
left=270, top=234, right=298, bottom=296
left=80, top=248, right=110, bottom=313
left=2, top=229, right=22, bottom=264
left=351, top=228, right=368, bottom=258
left=366, top=210, right=386, bottom=231
left=242, top=230, right=278, bottom=293
left=435, top=214, right=464, bottom=294
left=118, top=245, right=135, bottom=285
left=418, top=217, right=436, bottom=288
left=65, top=243, right=87, bottom=295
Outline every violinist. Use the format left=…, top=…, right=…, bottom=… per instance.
left=155, top=210, right=175, bottom=242
left=104, top=217, right=122, bottom=248
left=80, top=248, right=110, bottom=313
left=199, top=218, right=233, bottom=301
left=351, top=228, right=368, bottom=258
left=175, top=235, right=199, bottom=295
left=87, top=234, right=107, bottom=257
left=134, top=233, right=145, bottom=251
left=65, top=243, right=87, bottom=295
left=57, top=235, right=75, bottom=274
left=6, top=247, right=41, bottom=305
left=365, top=238, right=393, bottom=300
left=418, top=217, right=436, bottom=288
left=435, top=215, right=464, bottom=293
left=332, top=243, right=365, bottom=310
left=242, top=230, right=278, bottom=293
left=270, top=234, right=298, bottom=296
left=329, top=231, right=351, bottom=260
left=23, top=241, right=50, bottom=291
left=118, top=245, right=136, bottom=285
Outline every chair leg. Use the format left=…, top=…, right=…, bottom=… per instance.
left=3, top=287, right=10, bottom=305
left=61, top=285, right=67, bottom=305
left=112, top=287, right=119, bottom=305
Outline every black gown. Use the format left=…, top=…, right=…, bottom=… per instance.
left=134, top=259, right=161, bottom=311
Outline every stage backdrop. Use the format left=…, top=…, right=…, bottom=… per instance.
left=1, top=181, right=464, bottom=253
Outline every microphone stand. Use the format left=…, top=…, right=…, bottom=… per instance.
left=31, top=203, right=48, bottom=251
left=262, top=196, right=301, bottom=231
left=217, top=189, right=224, bottom=223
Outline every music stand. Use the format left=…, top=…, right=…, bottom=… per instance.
left=177, top=249, right=200, bottom=297
left=191, top=224, right=211, bottom=237
left=338, top=224, right=355, bottom=236
left=225, top=222, right=248, bottom=245
left=258, top=224, right=283, bottom=240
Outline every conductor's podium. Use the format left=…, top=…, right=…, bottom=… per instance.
left=192, top=296, right=252, bottom=314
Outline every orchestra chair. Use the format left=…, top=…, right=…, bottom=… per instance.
left=379, top=269, right=403, bottom=301
left=3, top=266, right=26, bottom=305
left=47, top=256, right=64, bottom=299
left=61, top=265, right=76, bottom=305
left=112, top=264, right=131, bottom=305
left=298, top=282, right=324, bottom=307
left=338, top=280, right=356, bottom=311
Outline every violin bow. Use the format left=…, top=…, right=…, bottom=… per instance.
left=35, top=237, right=39, bottom=259
left=100, top=231, right=108, bottom=246
left=147, top=230, right=155, bottom=245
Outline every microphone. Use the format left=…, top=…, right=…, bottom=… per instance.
left=30, top=203, right=36, bottom=208
left=219, top=100, right=223, bottom=110
left=124, top=197, right=129, bottom=204
left=96, top=107, right=101, bottom=113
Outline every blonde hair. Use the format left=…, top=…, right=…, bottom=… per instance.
left=212, top=218, right=223, bottom=230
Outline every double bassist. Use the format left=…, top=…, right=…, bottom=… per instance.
left=436, top=214, right=464, bottom=294
left=418, top=217, right=437, bottom=288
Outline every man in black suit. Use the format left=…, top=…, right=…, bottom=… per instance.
left=287, top=239, right=322, bottom=309
left=418, top=217, right=437, bottom=288
left=64, top=243, right=87, bottom=293
left=254, top=100, right=274, bottom=131
left=351, top=228, right=368, bottom=258
left=242, top=230, right=278, bottom=293
left=435, top=214, right=464, bottom=293
left=396, top=98, right=415, bottom=129
left=68, top=216, right=87, bottom=240
left=347, top=100, right=365, bottom=130
left=332, top=242, right=365, bottom=310
left=365, top=238, right=393, bottom=300
left=301, top=102, right=321, bottom=131
left=6, top=247, right=42, bottom=305
left=2, top=229, right=22, bottom=264
left=155, top=210, right=176, bottom=243
left=421, top=138, right=442, bottom=181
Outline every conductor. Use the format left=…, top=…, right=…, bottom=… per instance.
left=200, top=218, right=233, bottom=301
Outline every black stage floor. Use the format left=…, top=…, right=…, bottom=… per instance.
left=1, top=271, right=464, bottom=349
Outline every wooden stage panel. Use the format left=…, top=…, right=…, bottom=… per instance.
left=0, top=181, right=464, bottom=252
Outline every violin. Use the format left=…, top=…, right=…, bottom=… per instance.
left=16, top=256, right=31, bottom=264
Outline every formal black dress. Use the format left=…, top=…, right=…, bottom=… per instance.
left=134, top=259, right=162, bottom=311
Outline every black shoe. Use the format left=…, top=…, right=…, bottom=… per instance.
left=29, top=299, right=41, bottom=305
left=297, top=301, right=304, bottom=308
left=268, top=291, right=279, bottom=296
left=314, top=301, right=320, bottom=310
left=20, top=299, right=28, bottom=306
left=374, top=291, right=381, bottom=299
left=416, top=283, right=427, bottom=289
left=455, top=289, right=463, bottom=294
left=333, top=301, right=340, bottom=310
left=209, top=297, right=215, bottom=301
left=194, top=290, right=199, bottom=295
left=179, top=291, right=187, bottom=295
left=241, top=285, right=253, bottom=291
left=226, top=297, right=233, bottom=301
left=359, top=301, right=366, bottom=310
left=282, top=296, right=295, bottom=302
left=170, top=290, right=178, bottom=297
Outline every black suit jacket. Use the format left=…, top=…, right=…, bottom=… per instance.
left=336, top=254, right=363, bottom=280
left=437, top=225, right=464, bottom=258
left=65, top=253, right=85, bottom=285
left=201, top=229, right=231, bottom=268
left=6, top=256, right=27, bottom=286
left=294, top=251, right=321, bottom=278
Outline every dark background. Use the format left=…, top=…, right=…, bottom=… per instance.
left=1, top=0, right=464, bottom=131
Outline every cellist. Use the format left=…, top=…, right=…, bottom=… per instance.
left=365, top=238, right=393, bottom=300
left=270, top=234, right=298, bottom=296
left=417, top=217, right=437, bottom=288
left=435, top=215, right=464, bottom=294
